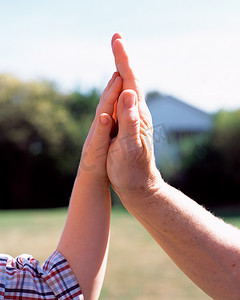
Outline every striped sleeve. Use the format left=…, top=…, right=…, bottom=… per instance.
left=0, top=250, right=83, bottom=300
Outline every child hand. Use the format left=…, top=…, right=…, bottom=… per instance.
left=78, top=72, right=122, bottom=182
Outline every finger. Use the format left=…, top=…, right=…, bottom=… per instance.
left=80, top=113, right=113, bottom=174
left=111, top=34, right=153, bottom=130
left=97, top=75, right=122, bottom=117
left=112, top=37, right=135, bottom=82
left=112, top=36, right=145, bottom=104
left=91, top=113, right=113, bottom=157
left=117, top=90, right=154, bottom=157
left=86, top=75, right=122, bottom=146
left=111, top=32, right=124, bottom=47
left=117, top=90, right=141, bottom=148
left=100, top=72, right=120, bottom=101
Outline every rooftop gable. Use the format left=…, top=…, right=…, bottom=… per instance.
left=147, top=94, right=213, bottom=132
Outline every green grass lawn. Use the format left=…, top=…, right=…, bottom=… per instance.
left=0, top=208, right=239, bottom=299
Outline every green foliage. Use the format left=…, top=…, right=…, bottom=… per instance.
left=212, top=109, right=240, bottom=157
left=1, top=73, right=239, bottom=209
left=172, top=109, right=240, bottom=208
left=0, top=74, right=101, bottom=208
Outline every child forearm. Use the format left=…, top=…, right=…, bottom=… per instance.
left=57, top=72, right=122, bottom=300
left=57, top=174, right=111, bottom=300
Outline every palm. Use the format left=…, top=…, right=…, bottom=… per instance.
left=106, top=106, right=153, bottom=197
left=107, top=135, right=140, bottom=197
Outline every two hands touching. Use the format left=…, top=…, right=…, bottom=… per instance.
left=58, top=34, right=240, bottom=300
left=79, top=33, right=162, bottom=206
left=58, top=33, right=161, bottom=300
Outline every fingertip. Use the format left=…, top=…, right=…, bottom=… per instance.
left=114, top=74, right=123, bottom=85
left=117, top=90, right=140, bottom=141
left=109, top=72, right=121, bottom=87
left=112, top=37, right=127, bottom=59
left=99, top=113, right=111, bottom=126
left=109, top=72, right=120, bottom=87
left=117, top=90, right=139, bottom=123
left=120, top=89, right=137, bottom=107
left=111, top=32, right=124, bottom=47
left=113, top=71, right=119, bottom=77
left=123, top=91, right=136, bottom=108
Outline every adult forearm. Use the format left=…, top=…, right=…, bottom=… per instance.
left=109, top=33, right=240, bottom=298
left=57, top=174, right=111, bottom=300
left=124, top=180, right=240, bottom=299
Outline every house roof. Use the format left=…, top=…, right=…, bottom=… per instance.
left=146, top=94, right=213, bottom=132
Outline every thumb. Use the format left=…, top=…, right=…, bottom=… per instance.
left=117, top=90, right=141, bottom=146
left=92, top=113, right=113, bottom=156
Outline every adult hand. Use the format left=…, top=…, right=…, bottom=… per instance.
left=107, top=34, right=163, bottom=204
left=107, top=34, right=240, bottom=300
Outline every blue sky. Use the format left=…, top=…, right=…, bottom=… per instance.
left=1, top=0, right=240, bottom=112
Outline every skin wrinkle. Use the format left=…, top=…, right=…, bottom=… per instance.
left=107, top=33, right=240, bottom=299
left=145, top=207, right=233, bottom=298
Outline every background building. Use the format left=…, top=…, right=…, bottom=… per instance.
left=146, top=92, right=213, bottom=174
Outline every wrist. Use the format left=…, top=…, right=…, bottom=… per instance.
left=119, top=166, right=164, bottom=209
left=75, top=169, right=110, bottom=193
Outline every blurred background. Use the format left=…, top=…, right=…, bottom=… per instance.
left=0, top=0, right=239, bottom=299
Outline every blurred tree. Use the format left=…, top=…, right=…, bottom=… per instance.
left=0, top=74, right=100, bottom=209
left=171, top=109, right=240, bottom=209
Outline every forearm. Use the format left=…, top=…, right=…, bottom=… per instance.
left=57, top=174, right=111, bottom=300
left=124, top=179, right=240, bottom=299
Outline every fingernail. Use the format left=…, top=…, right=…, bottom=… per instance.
left=124, top=93, right=135, bottom=108
left=100, top=115, right=110, bottom=125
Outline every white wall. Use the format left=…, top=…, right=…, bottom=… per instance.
left=146, top=95, right=213, bottom=171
